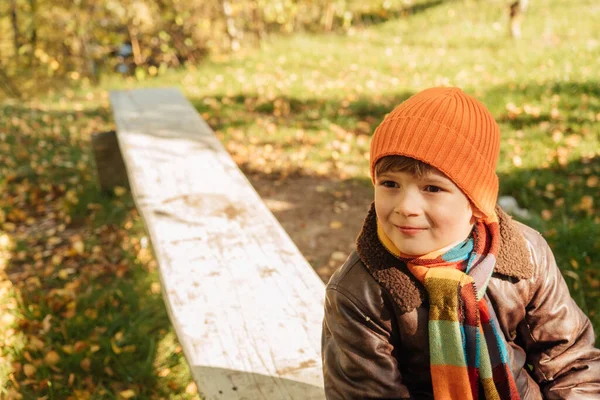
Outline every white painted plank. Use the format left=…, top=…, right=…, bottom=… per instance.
left=109, top=88, right=325, bottom=399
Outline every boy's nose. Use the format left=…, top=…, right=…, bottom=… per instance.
left=393, top=191, right=422, bottom=217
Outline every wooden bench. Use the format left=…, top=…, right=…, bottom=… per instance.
left=105, top=88, right=326, bottom=399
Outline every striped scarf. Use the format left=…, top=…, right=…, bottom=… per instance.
left=377, top=215, right=520, bottom=400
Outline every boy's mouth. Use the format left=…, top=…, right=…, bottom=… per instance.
left=396, top=226, right=427, bottom=235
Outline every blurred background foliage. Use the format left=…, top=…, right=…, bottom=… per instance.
left=0, top=0, right=425, bottom=97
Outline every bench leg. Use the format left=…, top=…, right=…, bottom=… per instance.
left=91, top=130, right=130, bottom=192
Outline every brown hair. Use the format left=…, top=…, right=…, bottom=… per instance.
left=374, top=155, right=433, bottom=179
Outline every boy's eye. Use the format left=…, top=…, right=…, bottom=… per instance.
left=381, top=180, right=398, bottom=188
left=424, top=185, right=442, bottom=193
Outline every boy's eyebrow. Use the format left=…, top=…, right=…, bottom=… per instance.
left=421, top=173, right=452, bottom=183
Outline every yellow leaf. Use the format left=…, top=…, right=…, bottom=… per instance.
left=512, top=155, right=522, bottom=167
left=23, top=364, right=36, bottom=377
left=541, top=210, right=552, bottom=221
left=58, top=268, right=75, bottom=280
left=186, top=382, right=198, bottom=394
left=123, top=345, right=136, bottom=353
left=48, top=236, right=62, bottom=246
left=579, top=195, right=594, bottom=211
left=2, top=222, right=16, bottom=232
left=84, top=308, right=98, bottom=320
left=65, top=189, right=79, bottom=204
left=42, top=315, right=52, bottom=333
left=114, top=186, right=127, bottom=197
left=111, top=339, right=122, bottom=354
left=570, top=259, right=579, bottom=269
left=329, top=220, right=343, bottom=230
left=29, top=336, right=45, bottom=351
left=44, top=350, right=60, bottom=365
left=158, top=368, right=171, bottom=377
left=119, top=389, right=136, bottom=399
left=587, top=176, right=599, bottom=187
left=330, top=251, right=347, bottom=262
left=80, top=358, right=91, bottom=372
left=90, top=344, right=100, bottom=353
left=73, top=389, right=91, bottom=400
left=52, top=254, right=63, bottom=266
left=72, top=240, right=85, bottom=255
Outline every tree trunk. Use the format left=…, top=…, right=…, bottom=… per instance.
left=128, top=25, right=143, bottom=66
left=324, top=2, right=335, bottom=32
left=28, top=0, right=37, bottom=66
left=221, top=0, right=240, bottom=51
left=10, top=0, right=21, bottom=61
left=249, top=0, right=265, bottom=44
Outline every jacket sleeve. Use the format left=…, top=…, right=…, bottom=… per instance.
left=321, top=285, right=412, bottom=400
left=519, top=233, right=600, bottom=399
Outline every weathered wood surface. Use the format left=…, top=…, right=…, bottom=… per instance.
left=109, top=88, right=326, bottom=399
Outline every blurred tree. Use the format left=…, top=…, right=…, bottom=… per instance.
left=9, top=0, right=21, bottom=61
left=0, top=0, right=418, bottom=97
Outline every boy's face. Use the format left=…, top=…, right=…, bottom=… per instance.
left=374, top=167, right=477, bottom=257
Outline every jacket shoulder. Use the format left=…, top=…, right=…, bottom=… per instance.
left=511, top=220, right=554, bottom=270
left=326, top=251, right=394, bottom=318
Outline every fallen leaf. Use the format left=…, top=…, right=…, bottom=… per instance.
left=58, top=268, right=75, bottom=280
left=111, top=339, right=122, bottom=354
left=570, top=259, right=579, bottom=269
left=29, top=336, right=45, bottom=351
left=119, top=389, right=136, bottom=399
left=329, top=220, right=343, bottom=230
left=44, top=350, right=60, bottom=365
left=23, top=364, right=36, bottom=377
left=512, top=155, right=522, bottom=167
left=186, top=382, right=198, bottom=394
left=579, top=195, right=594, bottom=212
left=114, top=186, right=127, bottom=197
left=541, top=210, right=552, bottom=221
left=72, top=240, right=85, bottom=254
left=330, top=251, right=347, bottom=262
left=80, top=358, right=91, bottom=372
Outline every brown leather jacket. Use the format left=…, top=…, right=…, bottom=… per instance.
left=322, top=205, right=600, bottom=399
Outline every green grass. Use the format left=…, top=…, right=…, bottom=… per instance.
left=0, top=103, right=199, bottom=397
left=1, top=0, right=600, bottom=396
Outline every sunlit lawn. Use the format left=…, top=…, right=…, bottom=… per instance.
left=1, top=0, right=599, bottom=397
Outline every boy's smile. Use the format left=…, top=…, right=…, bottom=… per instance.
left=374, top=168, right=478, bottom=257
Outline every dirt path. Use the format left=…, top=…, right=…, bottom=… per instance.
left=243, top=171, right=373, bottom=283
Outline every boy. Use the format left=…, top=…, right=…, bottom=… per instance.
left=321, top=87, right=600, bottom=399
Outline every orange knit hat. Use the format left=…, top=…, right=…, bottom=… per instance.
left=370, top=87, right=500, bottom=218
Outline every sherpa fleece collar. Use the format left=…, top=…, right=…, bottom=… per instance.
left=356, top=203, right=533, bottom=314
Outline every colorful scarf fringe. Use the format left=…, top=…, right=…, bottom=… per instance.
left=377, top=215, right=520, bottom=400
